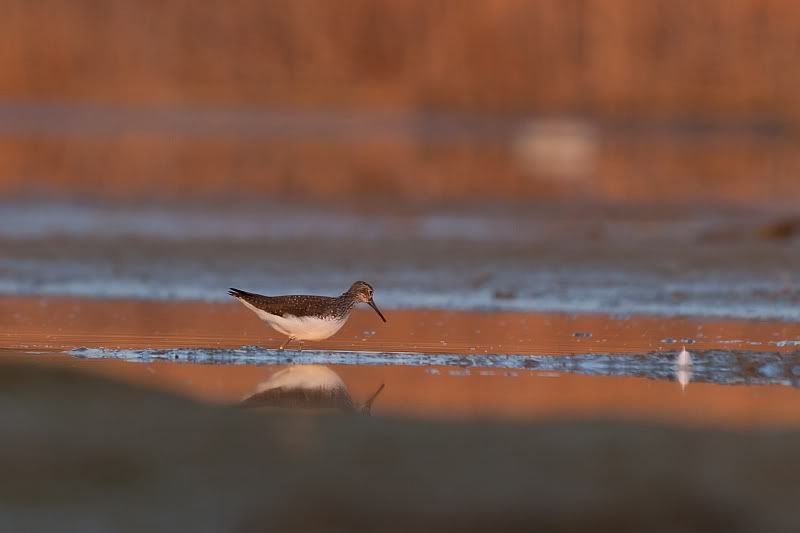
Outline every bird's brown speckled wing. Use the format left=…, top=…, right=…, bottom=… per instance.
left=228, top=288, right=339, bottom=318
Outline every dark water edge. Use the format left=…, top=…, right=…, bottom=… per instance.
left=5, top=358, right=800, bottom=532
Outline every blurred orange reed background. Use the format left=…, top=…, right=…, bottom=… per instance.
left=1, top=0, right=799, bottom=205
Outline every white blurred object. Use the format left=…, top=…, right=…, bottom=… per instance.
left=513, top=119, right=597, bottom=180
left=675, top=346, right=693, bottom=392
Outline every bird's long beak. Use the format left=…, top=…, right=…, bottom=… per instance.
left=368, top=299, right=387, bottom=322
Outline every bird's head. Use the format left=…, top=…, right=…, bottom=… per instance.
left=347, top=281, right=386, bottom=322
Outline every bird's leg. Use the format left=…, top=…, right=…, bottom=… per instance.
left=298, top=340, right=304, bottom=352
left=279, top=337, right=295, bottom=351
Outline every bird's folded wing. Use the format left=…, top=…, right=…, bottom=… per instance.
left=229, top=289, right=337, bottom=318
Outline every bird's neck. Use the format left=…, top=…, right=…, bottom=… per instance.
left=336, top=293, right=359, bottom=314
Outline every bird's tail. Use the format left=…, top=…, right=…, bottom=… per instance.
left=228, top=288, right=251, bottom=299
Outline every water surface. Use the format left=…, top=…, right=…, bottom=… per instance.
left=3, top=296, right=800, bottom=426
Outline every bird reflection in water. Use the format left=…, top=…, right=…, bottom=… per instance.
left=675, top=346, right=693, bottom=392
left=240, top=365, right=385, bottom=415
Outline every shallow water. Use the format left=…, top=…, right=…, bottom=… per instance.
left=3, top=295, right=800, bottom=426
left=6, top=346, right=800, bottom=426
left=64, top=345, right=800, bottom=387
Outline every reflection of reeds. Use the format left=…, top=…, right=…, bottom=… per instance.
left=3, top=0, right=800, bottom=115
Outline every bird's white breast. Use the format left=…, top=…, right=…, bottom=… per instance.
left=238, top=299, right=348, bottom=340
left=255, top=365, right=347, bottom=394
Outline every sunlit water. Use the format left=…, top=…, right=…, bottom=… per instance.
left=3, top=296, right=800, bottom=425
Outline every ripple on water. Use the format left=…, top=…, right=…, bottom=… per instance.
left=67, top=347, right=800, bottom=388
